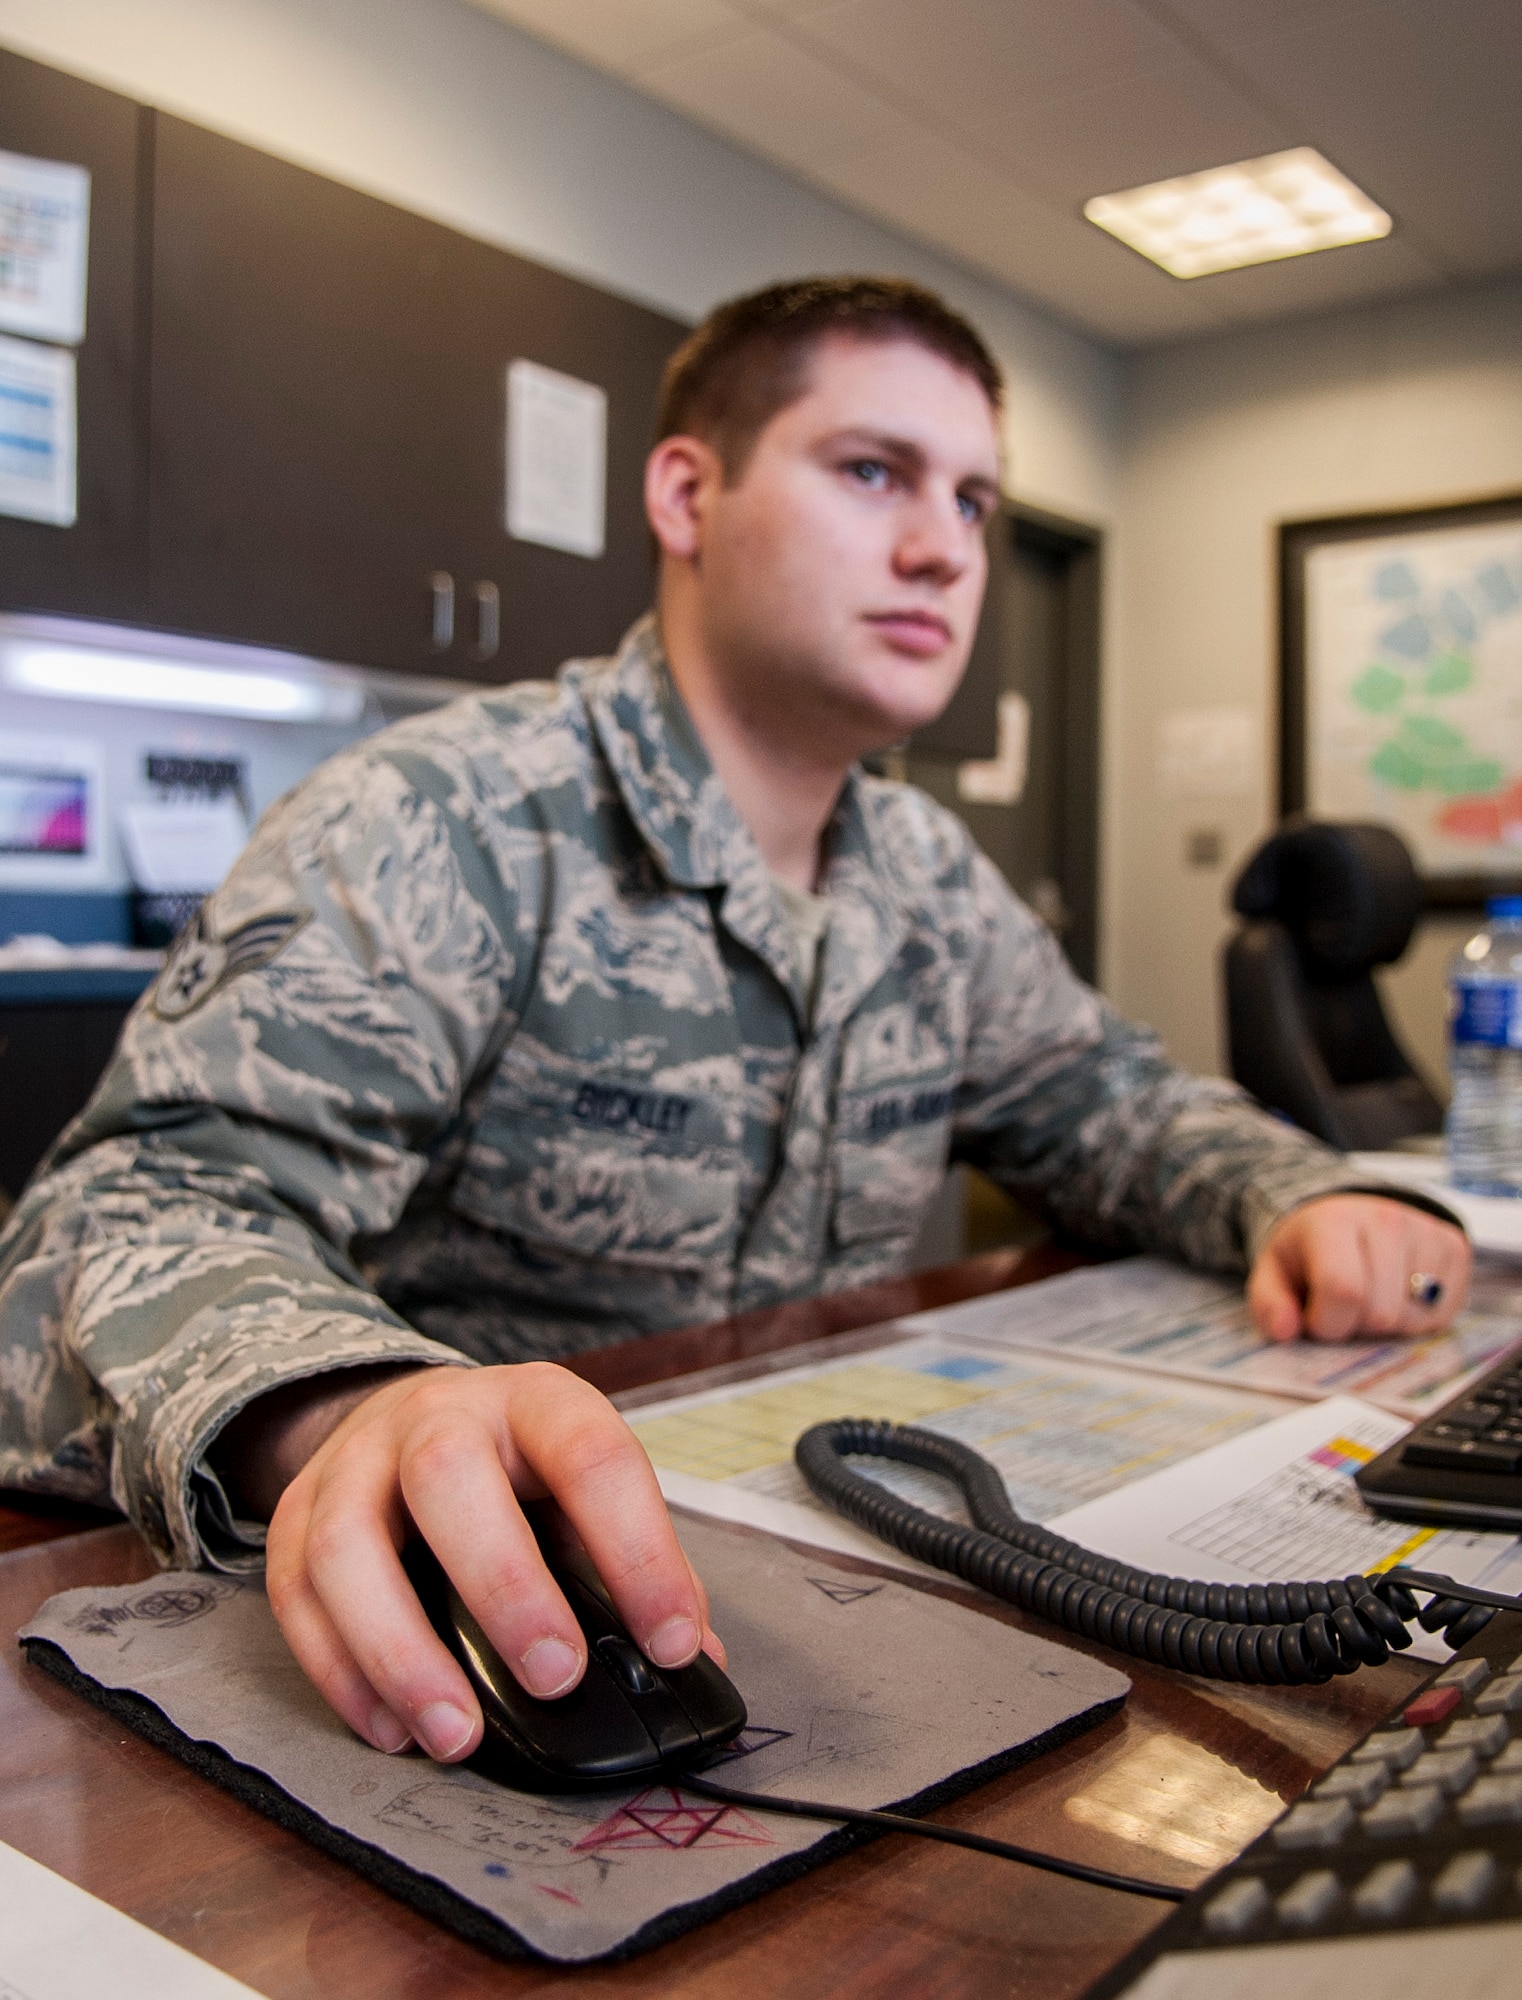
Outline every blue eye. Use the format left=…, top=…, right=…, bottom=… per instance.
left=956, top=492, right=986, bottom=525
left=845, top=458, right=891, bottom=489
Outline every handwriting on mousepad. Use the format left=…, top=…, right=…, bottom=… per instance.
left=20, top=1515, right=1128, bottom=1962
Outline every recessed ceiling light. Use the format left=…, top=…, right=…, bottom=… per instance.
left=1083, top=147, right=1392, bottom=280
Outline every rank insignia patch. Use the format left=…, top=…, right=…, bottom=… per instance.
left=153, top=907, right=310, bottom=1020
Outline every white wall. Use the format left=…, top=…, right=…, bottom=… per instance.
left=1111, top=277, right=1522, bottom=1075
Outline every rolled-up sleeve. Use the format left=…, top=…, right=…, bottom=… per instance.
left=0, top=744, right=523, bottom=1568
left=952, top=854, right=1386, bottom=1271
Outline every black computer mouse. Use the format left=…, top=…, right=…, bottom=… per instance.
left=405, top=1539, right=747, bottom=1792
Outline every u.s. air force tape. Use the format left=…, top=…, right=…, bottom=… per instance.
left=153, top=908, right=310, bottom=1020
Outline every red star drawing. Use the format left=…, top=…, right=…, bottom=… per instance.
left=572, top=1787, right=775, bottom=1853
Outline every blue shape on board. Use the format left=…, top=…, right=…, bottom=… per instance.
left=1477, top=561, right=1520, bottom=614
left=484, top=1863, right=509, bottom=1878
left=1439, top=586, right=1479, bottom=643
left=1373, top=560, right=1420, bottom=601
left=920, top=1355, right=1003, bottom=1381
left=1379, top=612, right=1433, bottom=660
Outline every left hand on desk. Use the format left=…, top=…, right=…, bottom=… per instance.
left=1248, top=1193, right=1470, bottom=1343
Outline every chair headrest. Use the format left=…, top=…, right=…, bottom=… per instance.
left=1231, top=821, right=1421, bottom=974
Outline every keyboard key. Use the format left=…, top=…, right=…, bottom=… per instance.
left=1475, top=1674, right=1522, bottom=1716
left=1314, top=1762, right=1389, bottom=1806
left=1352, top=1859, right=1419, bottom=1923
left=1352, top=1727, right=1426, bottom=1770
left=1276, top=1870, right=1341, bottom=1931
left=1362, top=1786, right=1444, bottom=1839
left=1430, top=1850, right=1499, bottom=1915
left=1442, top=1714, right=1510, bottom=1757
left=1456, top=1774, right=1522, bottom=1827
left=1404, top=1438, right=1522, bottom=1472
left=1272, top=1797, right=1355, bottom=1850
left=1404, top=1686, right=1463, bottom=1728
left=1399, top=1748, right=1477, bottom=1795
left=1202, top=1877, right=1270, bottom=1939
left=1436, top=1657, right=1493, bottom=1696
left=1491, top=1740, right=1522, bottom=1774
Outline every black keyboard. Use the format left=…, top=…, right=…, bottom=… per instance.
left=1083, top=1612, right=1522, bottom=1998
left=1357, top=1346, right=1522, bottom=1529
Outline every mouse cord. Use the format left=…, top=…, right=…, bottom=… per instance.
left=794, top=1419, right=1500, bottom=1682
left=680, top=1774, right=1187, bottom=1900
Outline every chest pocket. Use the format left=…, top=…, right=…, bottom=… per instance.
left=830, top=1073, right=957, bottom=1247
left=453, top=1039, right=743, bottom=1272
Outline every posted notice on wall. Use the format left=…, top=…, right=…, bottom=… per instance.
left=0, top=333, right=76, bottom=526
left=506, top=358, right=606, bottom=559
left=0, top=148, right=91, bottom=345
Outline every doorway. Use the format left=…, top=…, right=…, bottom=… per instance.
left=902, top=500, right=1104, bottom=1264
left=908, top=501, right=1103, bottom=982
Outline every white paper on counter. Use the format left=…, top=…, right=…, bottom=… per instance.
left=1050, top=1394, right=1519, bottom=1661
left=0, top=1839, right=259, bottom=1999
left=0, top=334, right=75, bottom=527
left=120, top=796, right=247, bottom=893
left=0, top=148, right=90, bottom=345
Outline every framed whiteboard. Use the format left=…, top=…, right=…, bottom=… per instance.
left=1281, top=492, right=1522, bottom=906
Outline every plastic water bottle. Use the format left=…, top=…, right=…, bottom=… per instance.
left=1447, top=894, right=1522, bottom=1196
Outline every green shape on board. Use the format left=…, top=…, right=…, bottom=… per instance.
left=1352, top=662, right=1407, bottom=713
left=1368, top=714, right=1504, bottom=796
left=1424, top=651, right=1473, bottom=696
left=1370, top=740, right=1427, bottom=789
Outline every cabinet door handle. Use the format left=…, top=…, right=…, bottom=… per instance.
left=472, top=581, right=501, bottom=663
left=429, top=570, right=455, bottom=651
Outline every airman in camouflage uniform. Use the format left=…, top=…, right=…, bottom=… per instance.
left=0, top=614, right=1390, bottom=1570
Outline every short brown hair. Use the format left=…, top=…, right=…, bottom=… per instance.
left=656, top=276, right=1003, bottom=480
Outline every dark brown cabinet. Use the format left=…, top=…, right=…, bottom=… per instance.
left=0, top=47, right=149, bottom=624
left=2, top=51, right=687, bottom=684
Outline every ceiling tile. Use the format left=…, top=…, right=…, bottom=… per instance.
left=817, top=132, right=1233, bottom=345
left=1148, top=0, right=1359, bottom=50
left=796, top=0, right=1190, bottom=119
left=636, top=26, right=897, bottom=169
left=980, top=54, right=1290, bottom=204
left=1229, top=0, right=1522, bottom=277
left=467, top=0, right=744, bottom=72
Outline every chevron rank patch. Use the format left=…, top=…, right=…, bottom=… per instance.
left=153, top=907, right=310, bottom=1020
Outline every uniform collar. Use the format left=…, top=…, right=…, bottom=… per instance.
left=579, top=615, right=911, bottom=1022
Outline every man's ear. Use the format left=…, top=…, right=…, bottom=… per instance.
left=645, top=434, right=721, bottom=564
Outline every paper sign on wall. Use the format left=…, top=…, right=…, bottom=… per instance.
left=1157, top=706, right=1257, bottom=799
left=0, top=333, right=76, bottom=526
left=0, top=148, right=91, bottom=345
left=505, top=358, right=606, bottom=559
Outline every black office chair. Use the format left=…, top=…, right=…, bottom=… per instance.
left=1223, top=820, right=1443, bottom=1151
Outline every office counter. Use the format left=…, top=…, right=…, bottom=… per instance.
left=0, top=1248, right=1428, bottom=1998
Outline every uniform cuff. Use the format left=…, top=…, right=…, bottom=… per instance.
left=1242, top=1167, right=1467, bottom=1268
left=114, top=1307, right=471, bottom=1570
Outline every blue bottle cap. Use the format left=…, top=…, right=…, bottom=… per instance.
left=1487, top=895, right=1522, bottom=920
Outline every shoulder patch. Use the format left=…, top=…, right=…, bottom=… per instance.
left=153, top=906, right=310, bottom=1020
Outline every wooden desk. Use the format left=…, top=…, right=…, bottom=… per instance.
left=0, top=1247, right=1426, bottom=1999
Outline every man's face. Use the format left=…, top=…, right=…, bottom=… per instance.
left=685, top=335, right=1002, bottom=756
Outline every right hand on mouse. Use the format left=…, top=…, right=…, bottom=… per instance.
left=252, top=1362, right=725, bottom=1762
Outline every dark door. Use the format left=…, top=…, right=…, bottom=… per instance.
left=908, top=504, right=1101, bottom=981
left=0, top=47, right=148, bottom=622
left=147, top=115, right=685, bottom=681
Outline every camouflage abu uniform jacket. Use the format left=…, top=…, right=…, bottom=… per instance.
left=0, top=616, right=1382, bottom=1569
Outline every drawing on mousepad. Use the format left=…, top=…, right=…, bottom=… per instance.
left=19, top=1514, right=1129, bottom=1963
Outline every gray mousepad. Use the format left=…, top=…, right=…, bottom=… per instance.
left=19, top=1513, right=1129, bottom=1963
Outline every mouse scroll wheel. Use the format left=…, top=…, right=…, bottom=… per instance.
left=595, top=1634, right=659, bottom=1694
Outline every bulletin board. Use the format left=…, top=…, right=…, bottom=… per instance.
left=1281, top=491, right=1522, bottom=905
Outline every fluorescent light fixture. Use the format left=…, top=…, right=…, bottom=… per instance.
left=0, top=623, right=366, bottom=723
left=1083, top=147, right=1391, bottom=279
